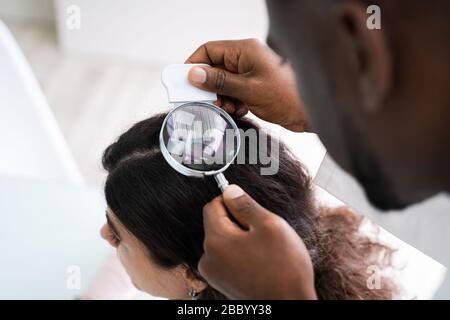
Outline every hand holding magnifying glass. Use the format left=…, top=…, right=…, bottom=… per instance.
left=160, top=63, right=316, bottom=300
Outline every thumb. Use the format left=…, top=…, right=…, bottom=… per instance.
left=188, top=66, right=247, bottom=101
left=222, top=184, right=270, bottom=228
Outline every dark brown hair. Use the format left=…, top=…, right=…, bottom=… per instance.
left=103, top=113, right=396, bottom=299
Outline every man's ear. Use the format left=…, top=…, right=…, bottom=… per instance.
left=336, top=1, right=392, bottom=113
left=182, top=266, right=208, bottom=294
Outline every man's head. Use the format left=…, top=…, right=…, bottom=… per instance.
left=266, top=0, right=450, bottom=210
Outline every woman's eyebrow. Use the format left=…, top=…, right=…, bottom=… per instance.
left=106, top=212, right=122, bottom=240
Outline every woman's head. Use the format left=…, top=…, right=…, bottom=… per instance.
left=101, top=113, right=395, bottom=299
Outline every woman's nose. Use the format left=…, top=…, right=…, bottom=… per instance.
left=100, top=223, right=109, bottom=240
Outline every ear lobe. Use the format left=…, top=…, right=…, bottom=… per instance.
left=183, top=266, right=208, bottom=294
left=337, top=1, right=392, bottom=114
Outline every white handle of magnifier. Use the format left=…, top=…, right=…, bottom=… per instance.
left=214, top=173, right=229, bottom=193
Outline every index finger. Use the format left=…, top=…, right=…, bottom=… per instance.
left=202, top=196, right=243, bottom=236
left=185, top=40, right=241, bottom=72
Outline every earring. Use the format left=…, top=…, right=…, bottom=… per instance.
left=189, top=288, right=199, bottom=299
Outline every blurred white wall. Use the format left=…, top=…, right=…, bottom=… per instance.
left=54, top=0, right=268, bottom=64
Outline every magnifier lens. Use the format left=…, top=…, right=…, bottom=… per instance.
left=161, top=103, right=239, bottom=173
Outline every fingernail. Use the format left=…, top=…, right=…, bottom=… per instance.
left=225, top=184, right=244, bottom=199
left=189, top=67, right=207, bottom=84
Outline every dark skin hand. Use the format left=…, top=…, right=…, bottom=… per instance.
left=185, top=39, right=310, bottom=132
left=200, top=185, right=317, bottom=300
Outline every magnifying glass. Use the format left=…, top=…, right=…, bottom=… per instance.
left=160, top=64, right=241, bottom=192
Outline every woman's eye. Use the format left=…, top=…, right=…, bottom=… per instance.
left=107, top=228, right=121, bottom=247
left=111, top=234, right=120, bottom=246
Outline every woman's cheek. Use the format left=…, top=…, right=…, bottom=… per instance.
left=137, top=261, right=188, bottom=299
left=115, top=244, right=156, bottom=291
left=116, top=244, right=135, bottom=277
left=118, top=246, right=186, bottom=299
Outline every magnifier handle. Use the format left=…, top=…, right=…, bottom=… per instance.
left=214, top=173, right=229, bottom=193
